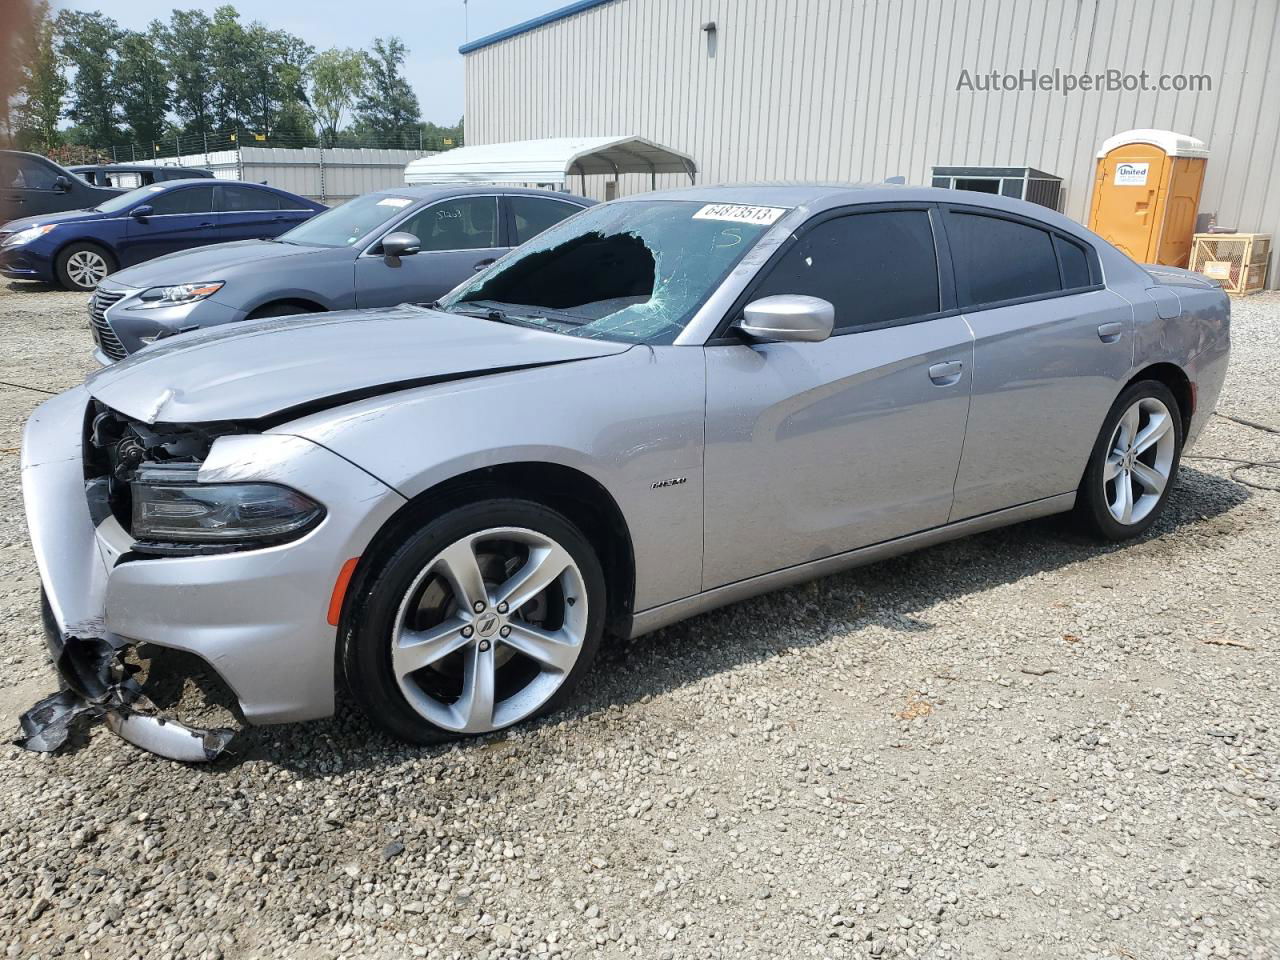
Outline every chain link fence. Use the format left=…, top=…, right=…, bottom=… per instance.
left=41, top=130, right=463, bottom=167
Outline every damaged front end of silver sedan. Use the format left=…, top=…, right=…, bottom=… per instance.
left=16, top=404, right=253, bottom=761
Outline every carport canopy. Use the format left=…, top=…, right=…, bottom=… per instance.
left=403, top=136, right=696, bottom=189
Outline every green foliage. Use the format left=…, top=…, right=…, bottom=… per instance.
left=352, top=37, right=422, bottom=148
left=419, top=117, right=465, bottom=150
left=57, top=9, right=123, bottom=147
left=116, top=25, right=170, bottom=143
left=309, top=48, right=365, bottom=147
left=157, top=9, right=217, bottom=137
left=8, top=4, right=448, bottom=152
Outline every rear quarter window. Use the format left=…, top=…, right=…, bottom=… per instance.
left=948, top=211, right=1062, bottom=306
left=1055, top=234, right=1093, bottom=289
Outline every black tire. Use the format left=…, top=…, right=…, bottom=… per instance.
left=54, top=242, right=116, bottom=291
left=1074, top=379, right=1184, bottom=541
left=342, top=498, right=607, bottom=745
left=246, top=301, right=314, bottom=321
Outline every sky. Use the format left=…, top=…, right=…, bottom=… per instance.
left=63, top=0, right=567, bottom=124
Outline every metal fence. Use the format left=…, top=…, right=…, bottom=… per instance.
left=42, top=131, right=464, bottom=204
left=98, top=129, right=463, bottom=165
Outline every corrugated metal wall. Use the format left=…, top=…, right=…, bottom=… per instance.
left=464, top=0, right=1280, bottom=284
left=134, top=147, right=429, bottom=203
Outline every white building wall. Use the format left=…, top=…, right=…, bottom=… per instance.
left=464, top=0, right=1280, bottom=283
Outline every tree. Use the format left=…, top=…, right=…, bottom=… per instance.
left=58, top=9, right=122, bottom=147
left=252, top=29, right=313, bottom=139
left=10, top=0, right=65, bottom=150
left=308, top=48, right=364, bottom=146
left=116, top=25, right=170, bottom=144
left=206, top=7, right=312, bottom=139
left=420, top=116, right=464, bottom=150
left=209, top=5, right=252, bottom=129
left=158, top=9, right=216, bottom=137
left=353, top=37, right=421, bottom=147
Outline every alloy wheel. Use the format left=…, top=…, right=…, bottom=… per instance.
left=1103, top=396, right=1176, bottom=525
left=66, top=250, right=108, bottom=288
left=391, top=526, right=588, bottom=733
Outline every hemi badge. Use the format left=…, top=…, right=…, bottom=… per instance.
left=651, top=477, right=687, bottom=489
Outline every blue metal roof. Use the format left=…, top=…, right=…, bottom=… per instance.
left=459, top=0, right=618, bottom=54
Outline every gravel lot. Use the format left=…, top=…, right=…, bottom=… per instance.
left=0, top=281, right=1276, bottom=960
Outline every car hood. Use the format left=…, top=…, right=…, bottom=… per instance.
left=1, top=207, right=105, bottom=232
left=85, top=304, right=633, bottom=424
left=107, top=239, right=327, bottom=289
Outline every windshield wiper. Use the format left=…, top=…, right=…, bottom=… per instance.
left=444, top=301, right=554, bottom=330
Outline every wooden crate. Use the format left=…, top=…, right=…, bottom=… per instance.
left=1190, top=233, right=1271, bottom=295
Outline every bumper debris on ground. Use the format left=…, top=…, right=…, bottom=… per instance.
left=15, top=633, right=234, bottom=761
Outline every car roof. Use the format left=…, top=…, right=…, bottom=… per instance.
left=623, top=182, right=1090, bottom=236
left=366, top=184, right=593, bottom=204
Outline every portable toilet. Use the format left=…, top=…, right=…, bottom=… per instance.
left=1088, top=129, right=1208, bottom=268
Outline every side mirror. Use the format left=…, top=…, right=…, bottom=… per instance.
left=735, top=294, right=834, bottom=343
left=52, top=175, right=70, bottom=194
left=381, top=231, right=421, bottom=258
left=131, top=204, right=153, bottom=220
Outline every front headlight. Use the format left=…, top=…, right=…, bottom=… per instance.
left=134, top=281, right=224, bottom=309
left=1, top=224, right=56, bottom=247
left=131, top=467, right=323, bottom=548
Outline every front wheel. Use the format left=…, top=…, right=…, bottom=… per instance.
left=55, top=242, right=116, bottom=291
left=343, top=499, right=606, bottom=744
left=1074, top=380, right=1184, bottom=541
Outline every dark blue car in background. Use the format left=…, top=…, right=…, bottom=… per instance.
left=0, top=178, right=324, bottom=290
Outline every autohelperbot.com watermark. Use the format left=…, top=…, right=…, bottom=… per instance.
left=956, top=67, right=1212, bottom=95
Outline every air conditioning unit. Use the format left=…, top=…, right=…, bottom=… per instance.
left=1190, top=233, right=1271, bottom=295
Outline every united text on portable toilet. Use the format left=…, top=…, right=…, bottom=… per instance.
left=1088, top=129, right=1208, bottom=269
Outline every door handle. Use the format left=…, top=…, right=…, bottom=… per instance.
left=199, top=221, right=215, bottom=228
left=928, top=360, right=964, bottom=385
left=473, top=258, right=496, bottom=272
left=271, top=215, right=286, bottom=222
left=1097, top=321, right=1124, bottom=343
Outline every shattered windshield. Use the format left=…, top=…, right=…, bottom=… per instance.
left=438, top=200, right=784, bottom=344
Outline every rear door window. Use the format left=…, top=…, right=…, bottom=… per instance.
left=219, top=183, right=280, bottom=211
left=399, top=196, right=499, bottom=251
left=147, top=185, right=216, bottom=215
left=510, top=195, right=583, bottom=244
left=946, top=211, right=1062, bottom=306
left=751, top=209, right=941, bottom=332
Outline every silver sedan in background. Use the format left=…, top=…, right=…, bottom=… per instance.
left=88, top=185, right=594, bottom=361
left=21, top=183, right=1229, bottom=759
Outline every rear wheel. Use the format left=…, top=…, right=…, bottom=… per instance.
left=343, top=499, right=606, bottom=744
left=55, top=242, right=115, bottom=291
left=1074, top=379, right=1183, bottom=540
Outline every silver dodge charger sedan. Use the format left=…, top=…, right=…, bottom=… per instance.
left=20, top=184, right=1230, bottom=759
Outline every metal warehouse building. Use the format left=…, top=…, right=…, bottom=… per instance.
left=461, top=0, right=1280, bottom=285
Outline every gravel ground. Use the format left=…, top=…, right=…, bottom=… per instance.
left=0, top=281, right=1276, bottom=960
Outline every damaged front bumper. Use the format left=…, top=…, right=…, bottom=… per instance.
left=18, top=593, right=235, bottom=761
left=18, top=385, right=406, bottom=760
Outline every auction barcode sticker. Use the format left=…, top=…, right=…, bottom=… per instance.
left=692, top=203, right=788, bottom=225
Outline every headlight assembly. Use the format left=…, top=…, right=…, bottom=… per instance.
left=130, top=466, right=323, bottom=550
left=134, top=281, right=224, bottom=309
left=1, top=224, right=56, bottom=247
